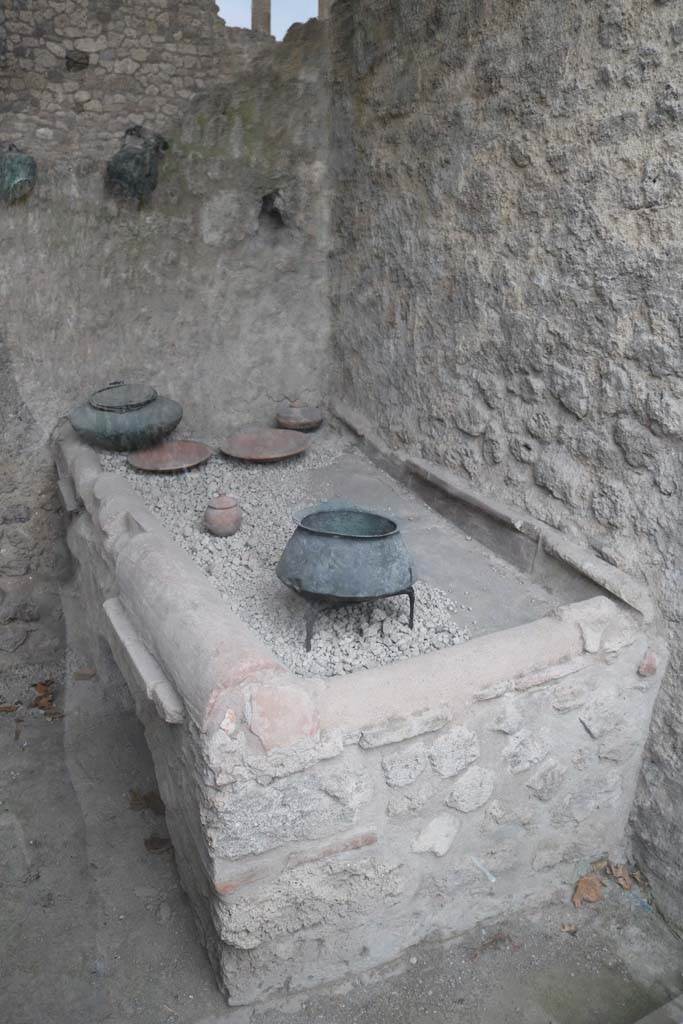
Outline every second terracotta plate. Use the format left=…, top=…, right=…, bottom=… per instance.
left=220, top=428, right=311, bottom=463
left=128, top=440, right=212, bottom=472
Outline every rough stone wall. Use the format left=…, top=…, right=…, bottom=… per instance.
left=0, top=0, right=269, bottom=159
left=0, top=13, right=331, bottom=670
left=329, top=0, right=682, bottom=927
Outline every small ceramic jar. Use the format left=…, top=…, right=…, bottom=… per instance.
left=204, top=495, right=242, bottom=537
left=276, top=399, right=323, bottom=432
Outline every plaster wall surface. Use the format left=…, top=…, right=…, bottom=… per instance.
left=0, top=12, right=331, bottom=670
left=329, top=0, right=682, bottom=928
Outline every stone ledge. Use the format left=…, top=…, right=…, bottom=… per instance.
left=332, top=400, right=656, bottom=623
left=53, top=424, right=290, bottom=732
left=103, top=596, right=185, bottom=724
left=309, top=600, right=597, bottom=738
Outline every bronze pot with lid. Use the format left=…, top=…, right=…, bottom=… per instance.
left=68, top=380, right=183, bottom=451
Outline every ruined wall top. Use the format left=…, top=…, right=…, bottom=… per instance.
left=251, top=1, right=331, bottom=35
left=0, top=0, right=276, bottom=158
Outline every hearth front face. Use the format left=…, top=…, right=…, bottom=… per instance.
left=54, top=423, right=666, bottom=1006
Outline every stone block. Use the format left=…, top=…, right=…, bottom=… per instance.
left=428, top=726, right=479, bottom=777
left=412, top=814, right=460, bottom=857
left=215, top=858, right=405, bottom=952
left=454, top=398, right=489, bottom=436
left=502, top=731, right=549, bottom=774
left=552, top=682, right=588, bottom=713
left=206, top=767, right=374, bottom=859
left=534, top=451, right=590, bottom=508
left=381, top=743, right=427, bottom=787
left=474, top=680, right=511, bottom=701
left=638, top=650, right=658, bottom=677
left=579, top=692, right=621, bottom=740
left=526, top=759, right=566, bottom=801
left=493, top=698, right=523, bottom=735
left=74, top=35, right=108, bottom=52
left=386, top=780, right=434, bottom=817
left=359, top=708, right=449, bottom=749
left=446, top=767, right=495, bottom=812
left=553, top=367, right=589, bottom=418
left=244, top=730, right=345, bottom=781
left=246, top=684, right=319, bottom=751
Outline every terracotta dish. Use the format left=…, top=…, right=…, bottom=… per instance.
left=127, top=440, right=212, bottom=472
left=220, top=427, right=310, bottom=463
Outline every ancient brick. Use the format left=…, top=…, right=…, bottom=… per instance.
left=638, top=649, right=658, bottom=677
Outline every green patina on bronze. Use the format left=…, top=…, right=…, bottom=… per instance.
left=69, top=382, right=183, bottom=451
left=105, top=125, right=169, bottom=202
left=0, top=144, right=37, bottom=203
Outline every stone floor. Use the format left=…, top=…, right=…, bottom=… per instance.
left=1, top=577, right=682, bottom=1024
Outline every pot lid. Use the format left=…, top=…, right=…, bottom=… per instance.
left=89, top=381, right=157, bottom=412
left=208, top=494, right=239, bottom=509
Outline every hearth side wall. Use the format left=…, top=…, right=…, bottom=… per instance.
left=0, top=6, right=331, bottom=671
left=56, top=425, right=666, bottom=1006
left=329, top=0, right=682, bottom=928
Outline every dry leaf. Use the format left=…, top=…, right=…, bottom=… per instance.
left=572, top=873, right=605, bottom=908
left=591, top=857, right=609, bottom=873
left=608, top=863, right=633, bottom=890
left=32, top=693, right=55, bottom=711
left=33, top=680, right=54, bottom=696
left=0, top=704, right=18, bottom=713
left=144, top=834, right=172, bottom=854
left=561, top=923, right=578, bottom=935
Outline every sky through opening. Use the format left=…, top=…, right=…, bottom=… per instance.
left=218, top=1, right=318, bottom=40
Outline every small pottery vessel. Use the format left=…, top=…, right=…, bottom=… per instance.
left=204, top=495, right=242, bottom=537
left=276, top=399, right=323, bottom=432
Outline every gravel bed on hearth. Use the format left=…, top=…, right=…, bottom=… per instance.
left=100, top=436, right=470, bottom=677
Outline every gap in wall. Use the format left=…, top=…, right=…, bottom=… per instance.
left=217, top=0, right=318, bottom=39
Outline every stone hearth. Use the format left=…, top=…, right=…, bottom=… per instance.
left=54, top=421, right=667, bottom=1005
